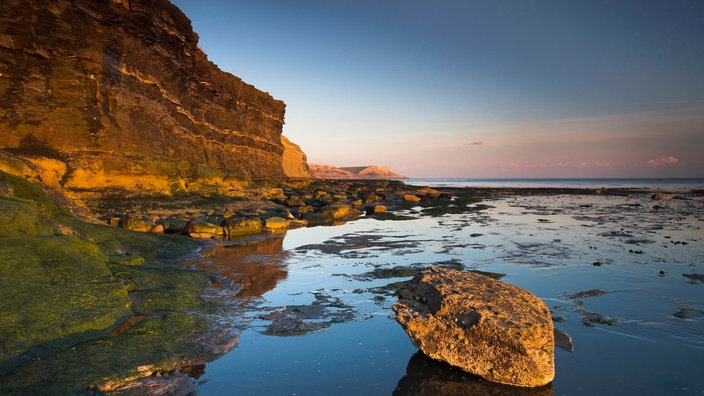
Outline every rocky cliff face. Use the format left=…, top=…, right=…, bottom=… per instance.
left=281, top=136, right=312, bottom=179
left=0, top=0, right=308, bottom=194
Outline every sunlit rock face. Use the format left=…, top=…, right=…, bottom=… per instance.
left=0, top=0, right=305, bottom=192
left=309, top=164, right=405, bottom=179
left=393, top=268, right=555, bottom=388
left=281, top=135, right=312, bottom=179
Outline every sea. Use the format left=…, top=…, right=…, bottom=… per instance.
left=403, top=177, right=704, bottom=191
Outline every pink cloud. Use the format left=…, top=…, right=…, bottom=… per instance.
left=594, top=161, right=611, bottom=168
left=648, top=156, right=679, bottom=167
left=579, top=161, right=590, bottom=168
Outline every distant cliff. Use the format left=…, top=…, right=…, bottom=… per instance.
left=0, top=0, right=309, bottom=194
left=281, top=136, right=313, bottom=179
left=310, top=164, right=405, bottom=179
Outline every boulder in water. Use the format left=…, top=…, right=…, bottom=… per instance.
left=393, top=267, right=555, bottom=387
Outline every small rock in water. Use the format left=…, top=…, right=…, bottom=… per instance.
left=554, top=328, right=574, bottom=352
left=683, top=273, right=704, bottom=283
left=393, top=267, right=555, bottom=387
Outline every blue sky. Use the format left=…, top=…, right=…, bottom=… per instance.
left=171, top=0, right=704, bottom=177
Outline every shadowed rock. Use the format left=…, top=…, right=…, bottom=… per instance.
left=394, top=351, right=554, bottom=396
left=393, top=267, right=555, bottom=387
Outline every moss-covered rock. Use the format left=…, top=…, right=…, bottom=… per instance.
left=222, top=216, right=262, bottom=238
left=0, top=172, right=215, bottom=392
left=0, top=208, right=131, bottom=363
left=263, top=216, right=290, bottom=231
left=0, top=312, right=212, bottom=394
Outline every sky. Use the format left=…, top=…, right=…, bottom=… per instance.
left=171, top=0, right=704, bottom=178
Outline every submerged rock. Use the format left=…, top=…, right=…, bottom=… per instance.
left=393, top=268, right=555, bottom=387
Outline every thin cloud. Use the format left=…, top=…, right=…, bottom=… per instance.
left=467, top=141, right=484, bottom=146
left=648, top=156, right=679, bottom=166
left=578, top=161, right=611, bottom=168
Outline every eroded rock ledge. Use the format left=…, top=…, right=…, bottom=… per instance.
left=393, top=267, right=555, bottom=387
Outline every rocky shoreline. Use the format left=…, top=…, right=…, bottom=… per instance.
left=92, top=180, right=699, bottom=244
left=89, top=179, right=455, bottom=239
left=0, top=174, right=481, bottom=393
left=2, top=172, right=701, bottom=393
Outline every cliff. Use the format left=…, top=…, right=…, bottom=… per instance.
left=0, top=0, right=309, bottom=195
left=281, top=135, right=313, bottom=179
left=310, top=164, right=405, bottom=179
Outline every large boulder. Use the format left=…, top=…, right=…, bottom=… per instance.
left=263, top=216, right=290, bottom=231
left=221, top=216, right=262, bottom=238
left=120, top=215, right=153, bottom=233
left=393, top=268, right=554, bottom=387
left=318, top=204, right=355, bottom=220
left=183, top=218, right=223, bottom=239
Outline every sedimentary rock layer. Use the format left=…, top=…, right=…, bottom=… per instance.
left=0, top=0, right=305, bottom=191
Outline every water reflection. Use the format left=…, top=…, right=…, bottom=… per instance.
left=193, top=234, right=288, bottom=297
left=394, top=352, right=553, bottom=396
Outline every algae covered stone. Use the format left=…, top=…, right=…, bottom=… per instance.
left=393, top=267, right=555, bottom=387
left=222, top=216, right=262, bottom=238
left=0, top=206, right=131, bottom=362
left=0, top=172, right=216, bottom=393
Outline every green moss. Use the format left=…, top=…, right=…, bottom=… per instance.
left=0, top=231, right=131, bottom=363
left=3, top=173, right=67, bottom=217
left=108, top=263, right=213, bottom=292
left=0, top=172, right=214, bottom=392
left=0, top=200, right=52, bottom=236
left=0, top=313, right=211, bottom=394
left=113, top=264, right=215, bottom=314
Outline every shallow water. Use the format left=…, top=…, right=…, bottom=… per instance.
left=190, top=193, right=704, bottom=395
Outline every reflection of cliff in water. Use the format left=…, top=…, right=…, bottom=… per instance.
left=193, top=235, right=288, bottom=297
left=394, top=352, right=553, bottom=396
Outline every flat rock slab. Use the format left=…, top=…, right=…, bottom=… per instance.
left=393, top=267, right=555, bottom=387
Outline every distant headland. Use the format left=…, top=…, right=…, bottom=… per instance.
left=310, top=164, right=406, bottom=179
